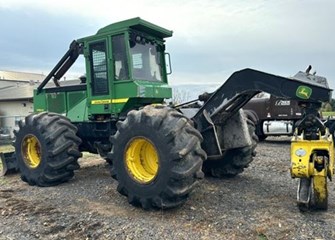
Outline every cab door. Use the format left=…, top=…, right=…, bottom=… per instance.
left=86, top=39, right=113, bottom=116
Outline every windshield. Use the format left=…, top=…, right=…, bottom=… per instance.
left=129, top=39, right=163, bottom=81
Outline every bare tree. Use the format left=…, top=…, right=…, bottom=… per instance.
left=172, top=88, right=191, bottom=105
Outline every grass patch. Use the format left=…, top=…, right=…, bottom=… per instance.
left=322, top=112, right=335, bottom=118
left=258, top=233, right=268, bottom=240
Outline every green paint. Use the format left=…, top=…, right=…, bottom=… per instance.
left=296, top=86, right=312, bottom=99
left=95, top=17, right=172, bottom=38
left=33, top=89, right=47, bottom=112
left=67, top=98, right=88, bottom=122
left=34, top=17, right=172, bottom=119
left=47, top=93, right=66, bottom=113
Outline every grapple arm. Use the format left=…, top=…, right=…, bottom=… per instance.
left=36, top=40, right=82, bottom=94
left=193, top=68, right=332, bottom=132
left=192, top=68, right=332, bottom=157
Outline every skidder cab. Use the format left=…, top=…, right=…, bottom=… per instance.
left=34, top=17, right=173, bottom=120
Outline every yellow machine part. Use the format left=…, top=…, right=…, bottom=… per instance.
left=291, top=132, right=334, bottom=179
left=291, top=129, right=334, bottom=210
left=313, top=175, right=328, bottom=209
left=124, top=137, right=160, bottom=184
left=21, top=134, right=42, bottom=169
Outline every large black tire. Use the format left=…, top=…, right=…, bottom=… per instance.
left=257, top=133, right=267, bottom=142
left=95, top=142, right=112, bottom=164
left=108, top=105, right=206, bottom=209
left=14, top=112, right=82, bottom=186
left=244, top=109, right=266, bottom=141
left=243, top=109, right=258, bottom=125
left=202, top=118, right=258, bottom=178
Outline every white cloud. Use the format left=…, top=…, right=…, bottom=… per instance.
left=0, top=1, right=277, bottom=36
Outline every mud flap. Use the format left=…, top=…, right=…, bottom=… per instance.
left=0, top=152, right=18, bottom=176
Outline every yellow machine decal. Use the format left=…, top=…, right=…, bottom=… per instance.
left=91, top=99, right=112, bottom=104
left=111, top=98, right=129, bottom=104
left=91, top=98, right=128, bottom=105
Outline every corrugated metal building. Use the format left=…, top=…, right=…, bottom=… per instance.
left=0, top=70, right=45, bottom=82
left=0, top=70, right=45, bottom=137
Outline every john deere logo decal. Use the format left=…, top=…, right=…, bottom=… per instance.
left=296, top=86, right=312, bottom=99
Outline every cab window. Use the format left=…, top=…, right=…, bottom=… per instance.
left=129, top=36, right=163, bottom=81
left=90, top=41, right=109, bottom=95
left=112, top=35, right=129, bottom=80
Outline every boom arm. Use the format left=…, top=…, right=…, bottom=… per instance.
left=190, top=68, right=332, bottom=157
left=193, top=68, right=332, bottom=132
left=36, top=40, right=82, bottom=94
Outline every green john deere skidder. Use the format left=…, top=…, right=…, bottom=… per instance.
left=1, top=18, right=333, bottom=210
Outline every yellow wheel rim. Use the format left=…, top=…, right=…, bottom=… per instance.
left=21, top=134, right=42, bottom=169
left=125, top=137, right=159, bottom=184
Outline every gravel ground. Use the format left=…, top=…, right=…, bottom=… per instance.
left=1, top=137, right=335, bottom=240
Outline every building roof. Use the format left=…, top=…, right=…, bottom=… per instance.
left=0, top=79, right=82, bottom=101
left=0, top=70, right=45, bottom=82
left=0, top=84, right=35, bottom=101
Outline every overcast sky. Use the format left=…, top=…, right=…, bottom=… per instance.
left=0, top=0, right=334, bottom=97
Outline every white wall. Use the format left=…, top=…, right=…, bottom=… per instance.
left=0, top=101, right=33, bottom=137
